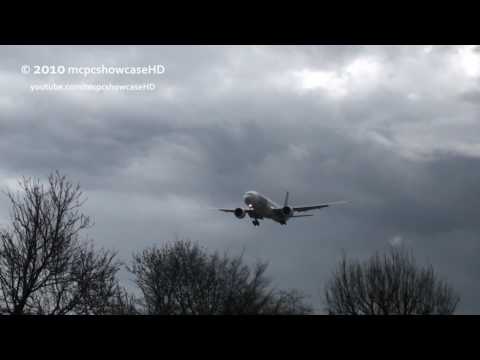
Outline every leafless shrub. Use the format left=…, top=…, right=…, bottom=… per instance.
left=129, top=239, right=312, bottom=315
left=324, top=247, right=460, bottom=315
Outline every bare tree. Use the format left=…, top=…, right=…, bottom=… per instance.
left=129, top=239, right=312, bottom=315
left=324, top=247, right=460, bottom=315
left=107, top=285, right=140, bottom=315
left=0, top=172, right=121, bottom=314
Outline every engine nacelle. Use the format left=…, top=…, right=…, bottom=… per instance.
left=282, top=206, right=293, bottom=217
left=234, top=208, right=246, bottom=219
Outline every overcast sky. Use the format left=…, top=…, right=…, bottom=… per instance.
left=0, top=45, right=479, bottom=313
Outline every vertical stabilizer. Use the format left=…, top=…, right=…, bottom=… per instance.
left=283, top=191, right=289, bottom=207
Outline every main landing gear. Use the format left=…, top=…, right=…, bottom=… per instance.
left=252, top=219, right=260, bottom=226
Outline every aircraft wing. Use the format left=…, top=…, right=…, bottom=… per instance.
left=292, top=201, right=348, bottom=212
left=218, top=208, right=254, bottom=213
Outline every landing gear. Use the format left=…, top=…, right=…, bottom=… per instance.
left=252, top=219, right=260, bottom=226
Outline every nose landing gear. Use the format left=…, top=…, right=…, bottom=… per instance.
left=252, top=219, right=260, bottom=226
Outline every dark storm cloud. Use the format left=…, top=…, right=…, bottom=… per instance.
left=1, top=45, right=480, bottom=312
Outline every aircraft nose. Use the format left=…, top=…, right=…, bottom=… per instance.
left=243, top=192, right=253, bottom=204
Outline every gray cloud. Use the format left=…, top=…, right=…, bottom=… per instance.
left=1, top=45, right=480, bottom=313
left=460, top=89, right=480, bottom=104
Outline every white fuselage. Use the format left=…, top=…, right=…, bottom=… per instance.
left=243, top=191, right=287, bottom=223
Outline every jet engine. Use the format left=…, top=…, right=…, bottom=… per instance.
left=282, top=206, right=293, bottom=217
left=234, top=208, right=246, bottom=219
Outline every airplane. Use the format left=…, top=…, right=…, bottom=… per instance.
left=219, top=191, right=347, bottom=226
